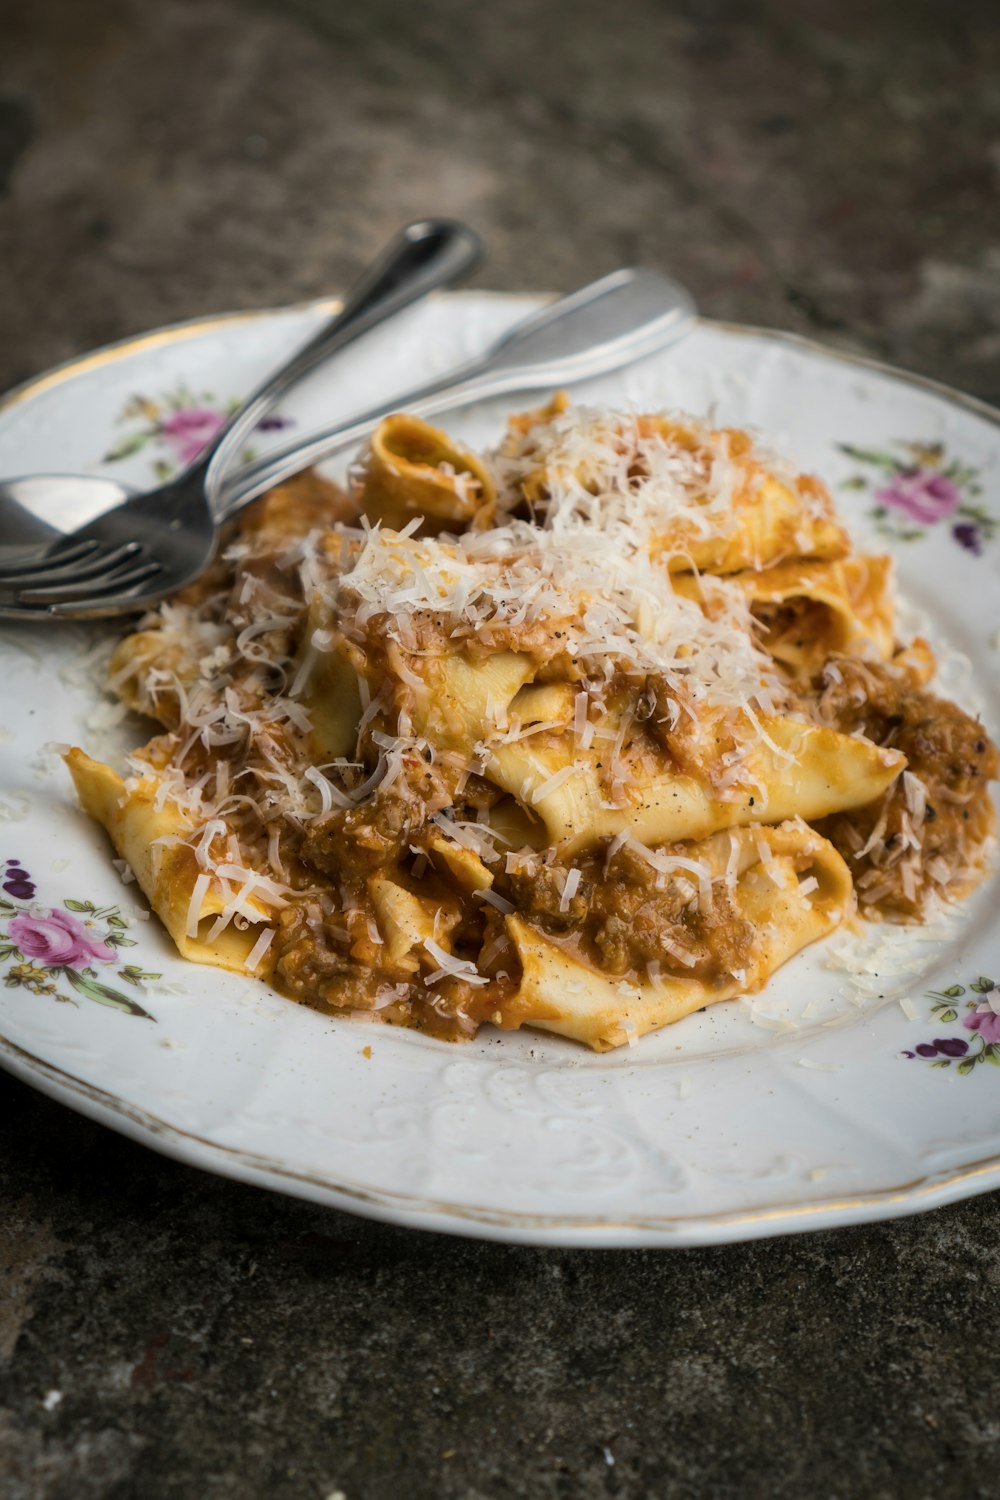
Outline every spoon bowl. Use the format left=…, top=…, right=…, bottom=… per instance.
left=0, top=474, right=137, bottom=559
left=0, top=219, right=484, bottom=614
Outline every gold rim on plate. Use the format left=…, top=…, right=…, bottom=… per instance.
left=2, top=294, right=999, bottom=1242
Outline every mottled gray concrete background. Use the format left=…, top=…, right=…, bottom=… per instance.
left=2, top=0, right=1000, bottom=1496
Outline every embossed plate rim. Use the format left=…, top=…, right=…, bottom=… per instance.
left=1, top=291, right=999, bottom=1245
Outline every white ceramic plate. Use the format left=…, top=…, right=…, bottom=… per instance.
left=1, top=292, right=999, bottom=1247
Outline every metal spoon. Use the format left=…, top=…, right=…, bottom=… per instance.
left=0, top=267, right=696, bottom=620
left=215, top=266, right=697, bottom=522
left=0, top=219, right=484, bottom=565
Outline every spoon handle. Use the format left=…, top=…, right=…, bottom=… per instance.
left=200, top=220, right=483, bottom=502
left=217, top=268, right=696, bottom=520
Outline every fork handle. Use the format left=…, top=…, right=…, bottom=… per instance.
left=216, top=267, right=697, bottom=520
left=216, top=362, right=498, bottom=520
left=200, top=220, right=483, bottom=505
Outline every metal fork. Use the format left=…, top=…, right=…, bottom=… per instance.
left=0, top=219, right=483, bottom=615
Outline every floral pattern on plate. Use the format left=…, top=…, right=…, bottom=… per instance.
left=0, top=859, right=158, bottom=1020
left=103, top=384, right=294, bottom=480
left=839, top=439, right=995, bottom=554
left=901, top=976, right=1000, bottom=1074
left=4, top=296, right=1000, bottom=1243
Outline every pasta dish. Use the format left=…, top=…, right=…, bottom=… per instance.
left=66, top=395, right=998, bottom=1049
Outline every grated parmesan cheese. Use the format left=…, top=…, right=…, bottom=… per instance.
left=559, top=866, right=582, bottom=911
left=246, top=927, right=275, bottom=972
left=72, top=392, right=996, bottom=1059
left=185, top=874, right=211, bottom=939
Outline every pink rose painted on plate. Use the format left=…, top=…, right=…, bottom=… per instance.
left=159, top=407, right=227, bottom=468
left=873, top=470, right=962, bottom=526
left=903, top=978, right=1000, bottom=1075
left=1, top=861, right=158, bottom=1019
left=103, top=384, right=294, bottom=481
left=964, top=1008, right=1000, bottom=1044
left=8, top=908, right=117, bottom=968
left=839, top=439, right=995, bottom=554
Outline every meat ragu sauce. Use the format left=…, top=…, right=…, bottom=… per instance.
left=96, top=407, right=998, bottom=1048
left=498, top=841, right=756, bottom=982
left=110, top=481, right=516, bottom=1041
left=116, top=479, right=772, bottom=1038
left=814, top=656, right=999, bottom=918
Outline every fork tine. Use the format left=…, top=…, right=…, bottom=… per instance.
left=48, top=580, right=166, bottom=617
left=0, top=539, right=104, bottom=581
left=0, top=542, right=145, bottom=590
left=18, top=558, right=163, bottom=606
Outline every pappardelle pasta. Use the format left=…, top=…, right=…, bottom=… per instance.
left=67, top=396, right=998, bottom=1050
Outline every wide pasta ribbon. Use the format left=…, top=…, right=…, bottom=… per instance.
left=498, top=822, right=854, bottom=1050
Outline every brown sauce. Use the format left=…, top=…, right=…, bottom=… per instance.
left=111, top=467, right=1000, bottom=1041
left=814, top=657, right=998, bottom=918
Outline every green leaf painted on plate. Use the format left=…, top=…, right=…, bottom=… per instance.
left=837, top=443, right=900, bottom=469
left=63, top=967, right=155, bottom=1020
left=104, top=430, right=153, bottom=462
left=118, top=965, right=162, bottom=986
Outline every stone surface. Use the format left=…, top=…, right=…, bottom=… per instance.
left=2, top=0, right=1000, bottom=1495
left=2, top=1076, right=1000, bottom=1500
left=3, top=0, right=1000, bottom=400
